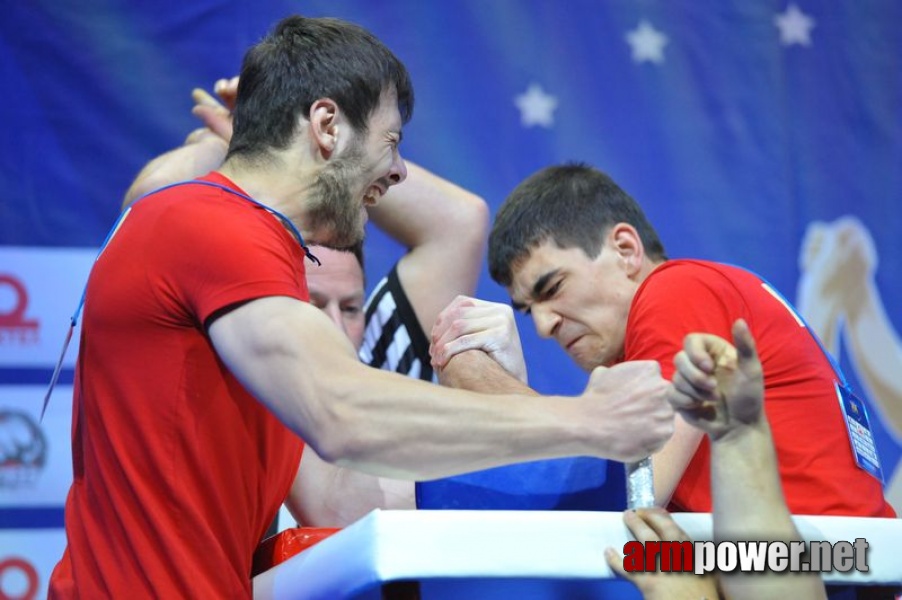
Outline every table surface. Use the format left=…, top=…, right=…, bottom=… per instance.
left=253, top=510, right=902, bottom=600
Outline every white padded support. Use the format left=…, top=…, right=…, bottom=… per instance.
left=254, top=509, right=902, bottom=599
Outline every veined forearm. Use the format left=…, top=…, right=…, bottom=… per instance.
left=317, top=362, right=584, bottom=480
left=710, top=422, right=796, bottom=541
left=212, top=297, right=670, bottom=484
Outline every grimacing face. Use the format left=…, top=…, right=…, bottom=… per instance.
left=306, top=246, right=366, bottom=350
left=508, top=238, right=640, bottom=371
left=305, top=88, right=407, bottom=250
left=304, top=141, right=367, bottom=249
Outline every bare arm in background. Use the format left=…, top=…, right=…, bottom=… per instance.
left=605, top=321, right=827, bottom=600
left=122, top=81, right=235, bottom=209
left=668, top=319, right=827, bottom=600
left=368, top=163, right=489, bottom=335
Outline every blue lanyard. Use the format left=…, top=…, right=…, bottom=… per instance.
left=41, top=178, right=321, bottom=420
left=180, top=179, right=321, bottom=268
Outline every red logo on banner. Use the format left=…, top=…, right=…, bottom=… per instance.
left=0, top=556, right=39, bottom=600
left=0, top=275, right=39, bottom=345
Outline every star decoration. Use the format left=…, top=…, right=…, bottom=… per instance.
left=514, top=83, right=558, bottom=128
left=625, top=20, right=669, bottom=64
left=774, top=4, right=816, bottom=47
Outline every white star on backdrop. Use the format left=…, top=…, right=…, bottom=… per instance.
left=625, top=20, right=669, bottom=64
left=514, top=83, right=558, bottom=128
left=774, top=4, right=816, bottom=46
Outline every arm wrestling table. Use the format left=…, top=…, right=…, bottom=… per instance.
left=253, top=510, right=902, bottom=600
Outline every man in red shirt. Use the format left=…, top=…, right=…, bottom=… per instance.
left=432, top=163, right=895, bottom=519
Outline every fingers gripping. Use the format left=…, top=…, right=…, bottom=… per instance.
left=430, top=297, right=522, bottom=372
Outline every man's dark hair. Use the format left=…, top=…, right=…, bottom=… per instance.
left=228, top=15, right=414, bottom=161
left=488, top=163, right=667, bottom=287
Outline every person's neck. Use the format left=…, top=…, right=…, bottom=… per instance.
left=637, top=258, right=667, bottom=284
left=218, top=155, right=316, bottom=240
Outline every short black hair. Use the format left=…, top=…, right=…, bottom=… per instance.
left=309, top=242, right=366, bottom=284
left=489, top=163, right=667, bottom=287
left=228, top=15, right=413, bottom=161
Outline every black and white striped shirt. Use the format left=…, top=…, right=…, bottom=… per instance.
left=359, top=264, right=435, bottom=382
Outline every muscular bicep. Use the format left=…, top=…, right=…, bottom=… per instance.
left=207, top=295, right=361, bottom=449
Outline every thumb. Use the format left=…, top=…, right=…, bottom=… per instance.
left=603, top=547, right=631, bottom=580
left=731, top=319, right=760, bottom=373
left=587, top=364, right=610, bottom=385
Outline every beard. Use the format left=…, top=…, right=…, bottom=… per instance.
left=305, top=142, right=368, bottom=250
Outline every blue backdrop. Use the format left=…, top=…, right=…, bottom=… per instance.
left=1, top=0, right=900, bottom=594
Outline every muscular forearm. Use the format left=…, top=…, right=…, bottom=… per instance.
left=211, top=298, right=672, bottom=481
left=711, top=422, right=826, bottom=600
left=369, top=162, right=489, bottom=333
left=322, top=365, right=582, bottom=480
left=711, top=421, right=793, bottom=539
left=211, top=299, right=587, bottom=480
left=669, top=322, right=825, bottom=598
left=437, top=350, right=538, bottom=395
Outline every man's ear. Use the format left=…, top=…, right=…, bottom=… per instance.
left=308, top=98, right=340, bottom=159
left=609, top=223, right=645, bottom=276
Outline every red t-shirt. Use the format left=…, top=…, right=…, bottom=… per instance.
left=624, top=260, right=894, bottom=518
left=49, top=173, right=308, bottom=598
